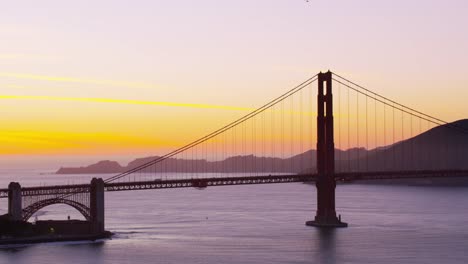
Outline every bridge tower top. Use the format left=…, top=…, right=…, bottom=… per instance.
left=317, top=70, right=334, bottom=176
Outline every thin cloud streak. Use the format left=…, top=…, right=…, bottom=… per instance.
left=0, top=95, right=254, bottom=111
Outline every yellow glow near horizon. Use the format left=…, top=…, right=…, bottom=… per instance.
left=1, top=91, right=415, bottom=156
left=0, top=94, right=252, bottom=155
left=0, top=95, right=254, bottom=111
left=0, top=129, right=167, bottom=155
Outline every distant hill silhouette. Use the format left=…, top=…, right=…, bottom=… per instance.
left=57, top=160, right=123, bottom=174
left=339, top=119, right=468, bottom=172
left=56, top=119, right=468, bottom=175
left=55, top=149, right=364, bottom=174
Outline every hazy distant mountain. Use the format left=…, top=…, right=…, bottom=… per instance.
left=55, top=149, right=363, bottom=174
left=56, top=119, right=468, bottom=175
left=56, top=160, right=123, bottom=174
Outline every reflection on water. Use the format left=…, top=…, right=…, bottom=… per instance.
left=317, top=229, right=337, bottom=264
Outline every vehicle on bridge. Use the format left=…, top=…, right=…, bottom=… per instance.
left=191, top=179, right=208, bottom=189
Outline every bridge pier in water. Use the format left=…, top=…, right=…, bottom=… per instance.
left=306, top=71, right=347, bottom=228
left=8, top=182, right=22, bottom=221
left=90, top=178, right=105, bottom=234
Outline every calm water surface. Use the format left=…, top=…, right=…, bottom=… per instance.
left=0, top=169, right=467, bottom=264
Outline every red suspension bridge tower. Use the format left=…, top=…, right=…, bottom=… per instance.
left=307, top=71, right=347, bottom=228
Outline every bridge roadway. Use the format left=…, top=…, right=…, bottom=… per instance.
left=2, top=170, right=468, bottom=198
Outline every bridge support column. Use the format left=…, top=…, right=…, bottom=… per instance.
left=8, top=182, right=22, bottom=221
left=90, top=178, right=105, bottom=234
left=306, top=71, right=347, bottom=228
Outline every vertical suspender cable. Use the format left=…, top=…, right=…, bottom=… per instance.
left=366, top=94, right=369, bottom=171
left=300, top=88, right=304, bottom=173
left=383, top=104, right=386, bottom=170
left=401, top=110, right=404, bottom=170
left=338, top=82, right=341, bottom=172
left=356, top=89, right=359, bottom=171
left=375, top=95, right=377, bottom=171
left=347, top=85, right=351, bottom=171
left=291, top=96, right=294, bottom=173
left=393, top=104, right=396, bottom=169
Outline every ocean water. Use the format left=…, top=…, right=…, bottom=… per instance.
left=0, top=170, right=468, bottom=264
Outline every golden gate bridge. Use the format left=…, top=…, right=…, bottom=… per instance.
left=2, top=71, right=468, bottom=232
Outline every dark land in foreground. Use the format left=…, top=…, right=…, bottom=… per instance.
left=0, top=215, right=111, bottom=245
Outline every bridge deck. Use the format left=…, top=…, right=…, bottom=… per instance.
left=1, top=170, right=468, bottom=198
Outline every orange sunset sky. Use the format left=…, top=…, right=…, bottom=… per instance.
left=1, top=1, right=468, bottom=169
